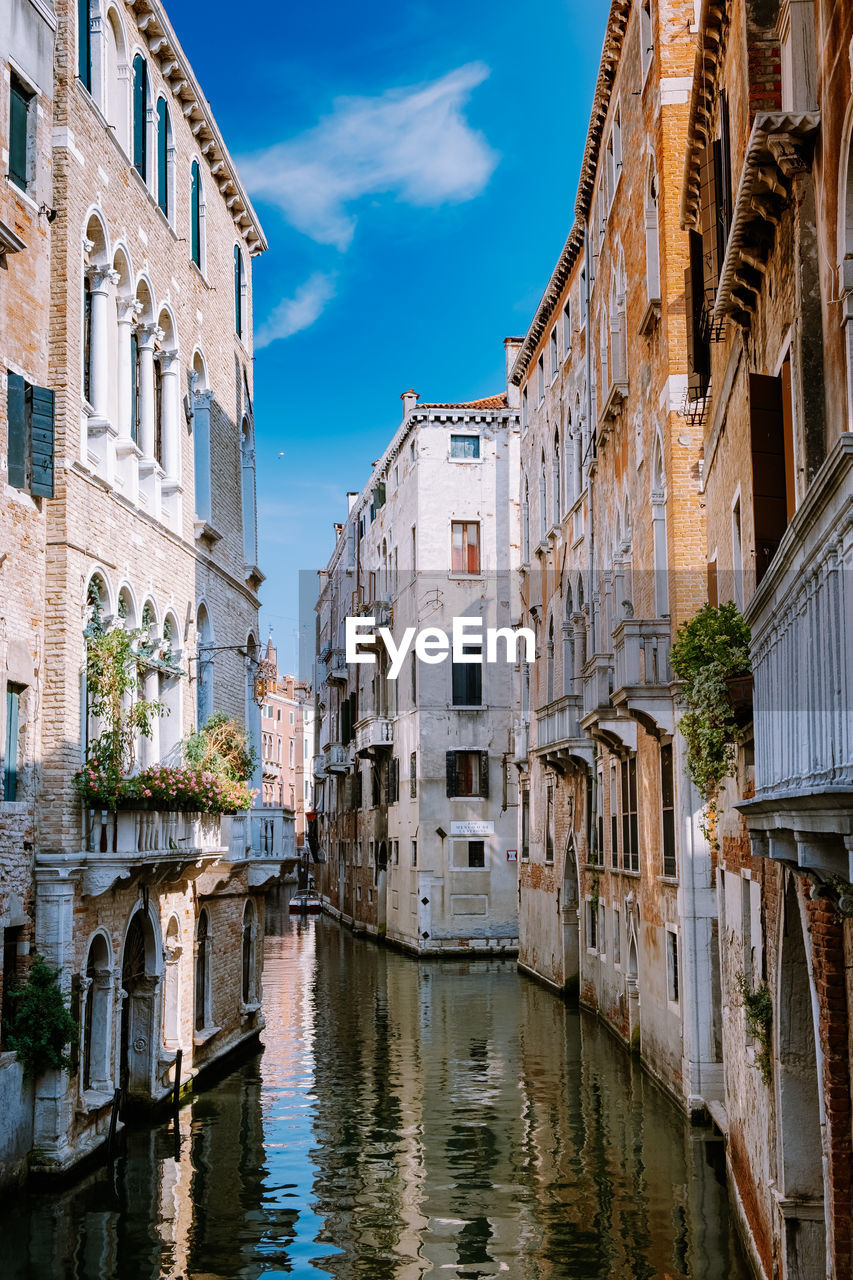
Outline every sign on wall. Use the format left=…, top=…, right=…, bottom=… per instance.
left=450, top=821, right=495, bottom=837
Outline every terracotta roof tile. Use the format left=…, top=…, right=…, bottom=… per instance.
left=418, top=393, right=509, bottom=410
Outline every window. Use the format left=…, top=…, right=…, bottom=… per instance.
left=596, top=768, right=604, bottom=866
left=522, top=385, right=528, bottom=431
left=552, top=431, right=561, bottom=525
left=645, top=164, right=661, bottom=301
left=522, top=478, right=530, bottom=561
left=195, top=909, right=211, bottom=1032
left=156, top=98, right=171, bottom=219
left=234, top=245, right=245, bottom=339
left=410, top=750, right=417, bottom=798
left=446, top=750, right=489, bottom=798
left=732, top=496, right=743, bottom=609
left=78, top=0, right=92, bottom=88
left=621, top=755, right=639, bottom=871
left=392, top=839, right=399, bottom=865
left=411, top=839, right=417, bottom=866
left=191, top=160, right=203, bottom=268
left=563, top=300, right=572, bottom=356
left=9, top=74, right=34, bottom=193
left=545, top=787, right=554, bottom=862
left=605, top=108, right=622, bottom=208
left=466, top=840, right=485, bottom=868
left=598, top=903, right=606, bottom=958
left=451, top=643, right=482, bottom=707
left=586, top=899, right=598, bottom=951
left=6, top=374, right=55, bottom=498
left=661, top=742, right=676, bottom=877
left=613, top=907, right=621, bottom=967
left=450, top=434, right=479, bottom=460
left=132, top=54, right=147, bottom=180
left=550, top=327, right=559, bottom=382
left=451, top=521, right=480, bottom=574
left=610, top=765, right=619, bottom=868
left=537, top=354, right=545, bottom=404
left=750, top=366, right=796, bottom=583
left=4, top=685, right=22, bottom=801
left=521, top=789, right=530, bottom=860
left=82, top=933, right=111, bottom=1090
left=667, top=928, right=680, bottom=1003
left=289, top=739, right=295, bottom=767
left=640, top=0, right=653, bottom=80
left=386, top=756, right=399, bottom=804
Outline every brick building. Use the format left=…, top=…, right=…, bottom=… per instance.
left=260, top=636, right=313, bottom=846
left=680, top=0, right=853, bottom=1275
left=0, top=0, right=57, bottom=1187
left=0, top=0, right=293, bottom=1185
left=314, top=358, right=522, bottom=953
left=512, top=0, right=721, bottom=1118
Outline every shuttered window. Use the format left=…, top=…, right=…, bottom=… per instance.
left=156, top=98, right=169, bottom=217
left=132, top=55, right=147, bottom=179
left=7, top=372, right=27, bottom=491
left=621, top=755, right=639, bottom=872
left=191, top=160, right=201, bottom=266
left=129, top=331, right=139, bottom=443
left=410, top=750, right=417, bottom=798
left=4, top=686, right=20, bottom=802
left=446, top=750, right=489, bottom=797
left=750, top=372, right=790, bottom=582
left=451, top=643, right=482, bottom=706
left=685, top=229, right=710, bottom=400
left=78, top=0, right=92, bottom=89
left=661, top=742, right=676, bottom=877
left=9, top=76, right=32, bottom=192
left=6, top=372, right=54, bottom=497
left=234, top=246, right=243, bottom=337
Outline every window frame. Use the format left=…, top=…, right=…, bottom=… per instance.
left=8, top=72, right=35, bottom=195
left=450, top=520, right=481, bottom=575
left=451, top=642, right=483, bottom=708
left=446, top=749, right=489, bottom=798
left=449, top=433, right=480, bottom=462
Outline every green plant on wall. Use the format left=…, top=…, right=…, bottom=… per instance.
left=670, top=601, right=751, bottom=842
left=6, top=957, right=78, bottom=1079
left=736, top=971, right=773, bottom=1085
left=183, top=711, right=257, bottom=783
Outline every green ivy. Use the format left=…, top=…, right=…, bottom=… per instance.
left=670, top=602, right=751, bottom=842
left=736, top=971, right=773, bottom=1086
left=6, top=957, right=78, bottom=1079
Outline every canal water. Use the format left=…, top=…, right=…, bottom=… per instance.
left=3, top=902, right=751, bottom=1279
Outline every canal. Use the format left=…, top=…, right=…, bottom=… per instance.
left=3, top=903, right=751, bottom=1279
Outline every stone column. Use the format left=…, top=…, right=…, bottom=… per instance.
left=87, top=266, right=118, bottom=423
left=192, top=387, right=213, bottom=525
left=651, top=489, right=669, bottom=618
left=115, top=298, right=141, bottom=502
left=32, top=869, right=79, bottom=1171
left=137, top=324, right=162, bottom=460
left=158, top=350, right=180, bottom=481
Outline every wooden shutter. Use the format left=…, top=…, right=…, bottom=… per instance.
left=7, top=373, right=27, bottom=491
left=698, top=144, right=719, bottom=302
left=157, top=99, right=168, bottom=215
left=478, top=751, right=489, bottom=798
left=133, top=56, right=147, bottom=177
left=685, top=229, right=710, bottom=400
left=9, top=78, right=29, bottom=190
left=191, top=161, right=201, bottom=266
left=28, top=383, right=54, bottom=498
left=781, top=357, right=796, bottom=521
left=234, top=246, right=242, bottom=336
left=446, top=751, right=457, bottom=797
left=4, top=687, right=19, bottom=801
left=77, top=0, right=91, bottom=88
left=750, top=373, right=788, bottom=582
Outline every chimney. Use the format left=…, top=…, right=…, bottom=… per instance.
left=347, top=491, right=358, bottom=514
left=503, top=337, right=524, bottom=410
left=333, top=522, right=343, bottom=538
left=401, top=389, right=419, bottom=421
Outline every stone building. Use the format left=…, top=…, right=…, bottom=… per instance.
left=259, top=637, right=313, bottom=846
left=512, top=0, right=720, bottom=1118
left=315, top=354, right=522, bottom=953
left=0, top=0, right=58, bottom=1188
left=681, top=0, right=853, bottom=1275
left=0, top=0, right=292, bottom=1184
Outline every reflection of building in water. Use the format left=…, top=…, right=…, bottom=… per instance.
left=306, top=921, right=748, bottom=1279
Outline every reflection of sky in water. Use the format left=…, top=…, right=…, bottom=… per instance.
left=0, top=906, right=750, bottom=1280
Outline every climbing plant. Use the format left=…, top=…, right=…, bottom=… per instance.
left=5, top=957, right=78, bottom=1079
left=669, top=601, right=751, bottom=843
left=183, top=711, right=257, bottom=783
left=736, top=971, right=773, bottom=1085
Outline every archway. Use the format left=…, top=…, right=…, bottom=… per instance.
left=376, top=841, right=388, bottom=934
left=626, top=920, right=640, bottom=1051
left=82, top=933, right=112, bottom=1093
left=120, top=906, right=159, bottom=1106
left=778, top=878, right=826, bottom=1277
left=561, top=835, right=580, bottom=998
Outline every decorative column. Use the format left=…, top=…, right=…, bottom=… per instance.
left=115, top=298, right=141, bottom=502
left=158, top=348, right=182, bottom=531
left=572, top=611, right=586, bottom=678
left=137, top=323, right=163, bottom=517
left=192, top=387, right=213, bottom=527
left=86, top=266, right=118, bottom=424
left=651, top=488, right=669, bottom=618
left=32, top=869, right=79, bottom=1171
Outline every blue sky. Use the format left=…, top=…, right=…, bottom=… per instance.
left=167, top=0, right=607, bottom=673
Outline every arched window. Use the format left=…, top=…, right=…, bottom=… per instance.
left=104, top=8, right=129, bottom=151
left=156, top=98, right=172, bottom=220
left=194, top=908, right=211, bottom=1033
left=191, top=350, right=212, bottom=523
left=196, top=604, right=213, bottom=729
left=522, top=476, right=530, bottom=562
left=242, top=901, right=257, bottom=1005
left=563, top=585, right=574, bottom=694
left=234, top=245, right=245, bottom=339
left=82, top=933, right=112, bottom=1092
left=574, top=397, right=584, bottom=498
left=645, top=163, right=661, bottom=301
left=546, top=617, right=555, bottom=704
left=190, top=160, right=203, bottom=269
left=132, top=54, right=147, bottom=180
left=552, top=429, right=561, bottom=525
left=78, top=0, right=92, bottom=89
left=539, top=452, right=547, bottom=540
left=651, top=436, right=669, bottom=617
left=163, top=916, right=181, bottom=1047
left=241, top=417, right=257, bottom=565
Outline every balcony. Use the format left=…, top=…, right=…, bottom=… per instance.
left=580, top=653, right=636, bottom=752
left=611, top=619, right=674, bottom=734
left=81, top=808, right=225, bottom=897
left=262, top=758, right=281, bottom=782
left=222, top=807, right=298, bottom=889
left=534, top=694, right=593, bottom=772
left=313, top=754, right=327, bottom=781
left=324, top=742, right=351, bottom=773
left=354, top=715, right=393, bottom=756
left=512, top=721, right=529, bottom=766
left=736, top=436, right=853, bottom=882
left=325, top=649, right=348, bottom=684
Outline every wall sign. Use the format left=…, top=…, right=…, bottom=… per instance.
left=506, top=849, right=518, bottom=862
left=450, top=821, right=494, bottom=837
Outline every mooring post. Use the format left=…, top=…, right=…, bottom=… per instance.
left=106, top=1087, right=121, bottom=1167
left=172, top=1048, right=182, bottom=1115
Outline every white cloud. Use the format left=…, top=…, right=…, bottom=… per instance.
left=241, top=63, right=498, bottom=250
left=255, top=272, right=337, bottom=347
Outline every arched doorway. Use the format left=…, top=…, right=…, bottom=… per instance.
left=626, top=920, right=640, bottom=1052
left=376, top=841, right=388, bottom=934
left=120, top=907, right=159, bottom=1107
left=778, top=878, right=826, bottom=1277
left=561, top=835, right=580, bottom=998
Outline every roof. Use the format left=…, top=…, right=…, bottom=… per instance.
left=417, top=393, right=509, bottom=411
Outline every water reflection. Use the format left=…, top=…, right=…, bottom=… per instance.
left=1, top=907, right=749, bottom=1279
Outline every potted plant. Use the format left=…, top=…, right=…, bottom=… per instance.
left=670, top=600, right=751, bottom=844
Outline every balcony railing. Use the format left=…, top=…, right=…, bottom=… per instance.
left=611, top=619, right=674, bottom=734
left=581, top=654, right=614, bottom=722
left=535, top=693, right=584, bottom=749
left=355, top=716, right=394, bottom=755
left=313, top=754, right=327, bottom=780
left=512, top=721, right=529, bottom=765
left=325, top=742, right=350, bottom=772
left=325, top=649, right=348, bottom=684
left=86, top=808, right=223, bottom=857
left=222, top=807, right=298, bottom=889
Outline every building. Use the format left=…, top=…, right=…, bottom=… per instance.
left=315, top=351, right=522, bottom=953
left=0, top=0, right=293, bottom=1183
left=681, top=0, right=853, bottom=1275
left=259, top=636, right=313, bottom=845
left=512, top=0, right=720, bottom=1119
left=0, top=0, right=58, bottom=1188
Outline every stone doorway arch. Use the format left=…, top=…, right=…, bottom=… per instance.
left=626, top=917, right=640, bottom=1051
left=376, top=841, right=388, bottom=934
left=120, top=905, right=160, bottom=1108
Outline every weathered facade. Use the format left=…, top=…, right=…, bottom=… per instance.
left=0, top=0, right=293, bottom=1185
left=0, top=0, right=58, bottom=1188
left=513, top=0, right=720, bottom=1119
left=681, top=1, right=853, bottom=1276
left=315, top=356, right=522, bottom=953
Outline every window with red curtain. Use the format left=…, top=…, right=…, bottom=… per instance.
left=451, top=521, right=480, bottom=573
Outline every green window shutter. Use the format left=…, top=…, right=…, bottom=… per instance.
left=4, top=687, right=19, bottom=802
left=77, top=0, right=91, bottom=88
left=234, top=246, right=242, bottom=336
left=7, top=373, right=27, bottom=490
left=28, top=382, right=55, bottom=498
left=191, top=161, right=201, bottom=265
left=133, top=56, right=147, bottom=178
left=9, top=78, right=29, bottom=191
left=129, top=331, right=138, bottom=443
left=446, top=751, right=457, bottom=798
left=479, top=751, right=489, bottom=799
left=157, top=99, right=168, bottom=216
